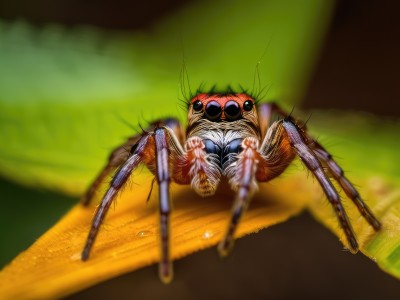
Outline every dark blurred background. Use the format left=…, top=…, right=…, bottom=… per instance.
left=1, top=0, right=399, bottom=116
left=304, top=0, right=400, bottom=117
left=0, top=0, right=399, bottom=299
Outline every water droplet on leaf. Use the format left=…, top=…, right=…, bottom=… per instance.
left=202, top=230, right=214, bottom=240
left=137, top=230, right=152, bottom=238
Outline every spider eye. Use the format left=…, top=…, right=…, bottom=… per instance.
left=224, top=100, right=241, bottom=120
left=243, top=100, right=254, bottom=111
left=205, top=101, right=222, bottom=121
left=192, top=100, right=203, bottom=112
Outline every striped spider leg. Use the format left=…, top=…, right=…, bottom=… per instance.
left=218, top=102, right=381, bottom=256
left=81, top=118, right=221, bottom=283
left=81, top=119, right=184, bottom=206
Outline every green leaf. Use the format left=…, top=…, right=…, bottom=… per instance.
left=0, top=0, right=334, bottom=194
left=306, top=111, right=400, bottom=280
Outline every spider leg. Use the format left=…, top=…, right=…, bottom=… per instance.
left=81, top=133, right=152, bottom=260
left=175, top=136, right=221, bottom=195
left=259, top=102, right=381, bottom=231
left=81, top=137, right=138, bottom=206
left=282, top=119, right=359, bottom=252
left=218, top=137, right=260, bottom=256
left=257, top=102, right=290, bottom=137
left=154, top=128, right=173, bottom=283
left=310, top=141, right=381, bottom=230
left=82, top=119, right=186, bottom=283
left=146, top=177, right=157, bottom=202
left=82, top=118, right=184, bottom=206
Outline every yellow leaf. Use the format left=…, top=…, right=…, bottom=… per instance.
left=308, top=176, right=400, bottom=276
left=0, top=170, right=313, bottom=299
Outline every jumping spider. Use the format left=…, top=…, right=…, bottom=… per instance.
left=81, top=91, right=381, bottom=283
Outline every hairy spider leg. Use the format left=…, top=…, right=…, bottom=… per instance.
left=282, top=119, right=359, bottom=251
left=257, top=102, right=289, bottom=138
left=81, top=119, right=184, bottom=206
left=310, top=141, right=381, bottom=230
left=218, top=137, right=260, bottom=256
left=82, top=118, right=222, bottom=283
left=218, top=105, right=296, bottom=256
left=154, top=128, right=173, bottom=283
left=81, top=134, right=152, bottom=260
left=81, top=136, right=138, bottom=206
left=81, top=126, right=179, bottom=283
left=176, top=136, right=222, bottom=195
left=258, top=103, right=381, bottom=244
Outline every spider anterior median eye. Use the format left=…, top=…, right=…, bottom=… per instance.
left=243, top=100, right=254, bottom=111
left=224, top=100, right=241, bottom=120
left=205, top=101, right=222, bottom=121
left=193, top=100, right=203, bottom=111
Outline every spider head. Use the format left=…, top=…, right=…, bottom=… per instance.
left=188, top=93, right=256, bottom=122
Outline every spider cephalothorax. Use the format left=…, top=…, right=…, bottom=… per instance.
left=81, top=92, right=381, bottom=283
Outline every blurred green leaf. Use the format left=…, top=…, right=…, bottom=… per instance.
left=0, top=0, right=334, bottom=194
left=307, top=111, right=400, bottom=281
left=308, top=112, right=400, bottom=182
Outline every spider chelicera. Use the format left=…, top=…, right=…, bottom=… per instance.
left=80, top=91, right=381, bottom=283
